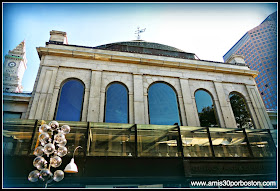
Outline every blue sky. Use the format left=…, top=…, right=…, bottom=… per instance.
left=2, top=2, right=277, bottom=92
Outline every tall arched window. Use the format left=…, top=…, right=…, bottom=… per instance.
left=195, top=89, right=219, bottom=127
left=148, top=82, right=181, bottom=125
left=55, top=79, right=84, bottom=121
left=105, top=82, right=128, bottom=123
left=229, top=92, right=254, bottom=129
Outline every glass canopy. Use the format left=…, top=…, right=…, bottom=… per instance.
left=3, top=119, right=277, bottom=159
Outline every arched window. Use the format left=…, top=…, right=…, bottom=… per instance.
left=148, top=82, right=181, bottom=125
left=105, top=82, right=128, bottom=123
left=55, top=79, right=84, bottom=121
left=195, top=89, right=219, bottom=127
left=229, top=92, right=254, bottom=129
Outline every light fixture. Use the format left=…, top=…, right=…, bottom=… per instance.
left=28, top=121, right=71, bottom=187
left=64, top=146, right=82, bottom=173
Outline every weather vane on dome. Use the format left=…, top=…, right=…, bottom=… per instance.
left=135, top=27, right=146, bottom=40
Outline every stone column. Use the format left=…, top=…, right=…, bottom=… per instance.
left=128, top=92, right=134, bottom=124
left=25, top=58, right=44, bottom=119
left=177, top=95, right=187, bottom=126
left=179, top=78, right=199, bottom=126
left=213, top=97, right=226, bottom=128
left=87, top=70, right=102, bottom=122
left=245, top=85, right=273, bottom=129
left=143, top=93, right=149, bottom=124
left=191, top=96, right=201, bottom=126
left=44, top=68, right=58, bottom=120
left=245, top=99, right=260, bottom=129
left=48, top=86, right=60, bottom=120
left=28, top=65, right=46, bottom=119
left=81, top=88, right=90, bottom=122
left=29, top=66, right=58, bottom=120
left=133, top=73, right=145, bottom=124
left=213, top=81, right=237, bottom=128
left=28, top=93, right=40, bottom=119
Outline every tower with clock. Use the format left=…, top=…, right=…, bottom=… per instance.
left=3, top=40, right=27, bottom=93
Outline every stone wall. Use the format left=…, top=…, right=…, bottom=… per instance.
left=25, top=44, right=273, bottom=130
left=3, top=92, right=31, bottom=119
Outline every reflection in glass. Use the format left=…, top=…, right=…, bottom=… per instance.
left=245, top=129, right=276, bottom=157
left=55, top=79, right=84, bottom=121
left=209, top=128, right=250, bottom=157
left=229, top=92, right=254, bottom=129
left=62, top=121, right=87, bottom=157
left=195, top=90, right=219, bottom=127
left=105, top=83, right=128, bottom=123
left=89, top=123, right=135, bottom=157
left=137, top=124, right=180, bottom=157
left=3, top=119, right=35, bottom=156
left=31, top=120, right=87, bottom=157
left=3, top=119, right=276, bottom=159
left=148, top=83, right=181, bottom=125
left=180, top=126, right=212, bottom=157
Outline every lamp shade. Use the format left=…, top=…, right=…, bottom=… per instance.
left=64, top=158, right=78, bottom=173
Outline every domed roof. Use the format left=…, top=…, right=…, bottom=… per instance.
left=94, top=40, right=195, bottom=59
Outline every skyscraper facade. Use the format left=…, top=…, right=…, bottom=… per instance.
left=223, top=11, right=277, bottom=111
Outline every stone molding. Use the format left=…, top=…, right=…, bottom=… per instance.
left=37, top=47, right=258, bottom=78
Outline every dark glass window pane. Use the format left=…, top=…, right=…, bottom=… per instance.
left=56, top=80, right=84, bottom=121
left=105, top=83, right=128, bottom=123
left=229, top=93, right=254, bottom=129
left=195, top=90, right=219, bottom=127
left=148, top=83, right=181, bottom=125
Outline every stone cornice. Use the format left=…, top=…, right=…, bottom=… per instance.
left=3, top=93, right=31, bottom=102
left=37, top=47, right=258, bottom=78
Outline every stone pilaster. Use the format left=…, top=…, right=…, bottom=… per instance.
left=33, top=68, right=57, bottom=120
left=87, top=70, right=102, bottom=122
left=245, top=85, right=273, bottom=129
left=213, top=97, right=226, bottom=128
left=81, top=88, right=90, bottom=122
left=133, top=73, right=146, bottom=124
left=213, top=81, right=237, bottom=128
left=129, top=92, right=134, bottom=124
left=179, top=78, right=200, bottom=126
left=48, top=86, right=60, bottom=120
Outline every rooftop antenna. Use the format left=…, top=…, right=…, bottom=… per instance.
left=135, top=27, right=146, bottom=40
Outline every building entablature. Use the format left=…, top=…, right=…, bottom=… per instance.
left=3, top=92, right=32, bottom=103
left=37, top=43, right=258, bottom=78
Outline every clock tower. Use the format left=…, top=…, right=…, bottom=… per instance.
left=3, top=40, right=27, bottom=93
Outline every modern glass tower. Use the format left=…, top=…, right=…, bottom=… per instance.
left=223, top=12, right=277, bottom=111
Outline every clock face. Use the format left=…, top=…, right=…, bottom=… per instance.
left=8, top=62, right=16, bottom=67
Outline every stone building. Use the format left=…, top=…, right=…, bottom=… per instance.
left=3, top=30, right=277, bottom=188
left=25, top=30, right=272, bottom=130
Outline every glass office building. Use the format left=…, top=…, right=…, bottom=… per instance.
left=223, top=12, right=277, bottom=111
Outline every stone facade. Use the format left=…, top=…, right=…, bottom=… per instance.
left=25, top=30, right=273, bottom=129
left=3, top=92, right=31, bottom=119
